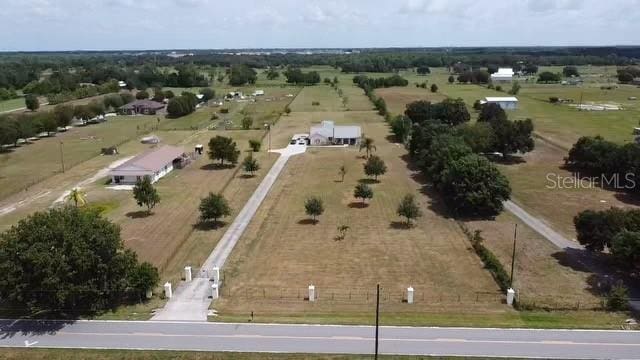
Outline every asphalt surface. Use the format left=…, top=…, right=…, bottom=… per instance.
left=0, top=320, right=638, bottom=359
left=152, top=144, right=307, bottom=321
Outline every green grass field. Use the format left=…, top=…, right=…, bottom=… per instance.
left=0, top=98, right=25, bottom=113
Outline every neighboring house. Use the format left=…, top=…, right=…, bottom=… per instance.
left=118, top=100, right=165, bottom=115
left=109, top=145, right=186, bottom=185
left=481, top=96, right=519, bottom=110
left=491, top=68, right=514, bottom=82
left=309, top=120, right=362, bottom=146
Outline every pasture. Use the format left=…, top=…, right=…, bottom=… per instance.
left=215, top=111, right=504, bottom=320
left=0, top=98, right=24, bottom=113
left=289, top=85, right=344, bottom=112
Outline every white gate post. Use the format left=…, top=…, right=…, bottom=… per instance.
left=145, top=289, right=153, bottom=299
left=308, top=284, right=315, bottom=302
left=212, top=267, right=220, bottom=284
left=211, top=284, right=219, bottom=300
left=184, top=266, right=192, bottom=282
left=407, top=286, right=414, bottom=304
left=506, top=288, right=516, bottom=306
left=164, top=282, right=172, bottom=299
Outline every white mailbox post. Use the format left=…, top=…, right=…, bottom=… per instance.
left=184, top=266, right=192, bottom=282
left=145, top=289, right=153, bottom=299
left=308, top=285, right=315, bottom=302
left=164, top=282, right=172, bottom=299
left=212, top=267, right=220, bottom=284
left=407, top=286, right=414, bottom=304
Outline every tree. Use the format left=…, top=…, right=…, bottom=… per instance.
left=363, top=155, right=387, bottom=181
left=456, top=122, right=496, bottom=154
left=304, top=196, right=324, bottom=223
left=249, top=139, right=261, bottom=152
left=208, top=135, right=240, bottom=165
left=538, top=72, right=561, bottom=83
left=478, top=103, right=507, bottom=123
left=133, top=176, right=160, bottom=214
left=151, top=87, right=164, bottom=102
left=563, top=66, right=580, bottom=78
left=65, top=188, right=87, bottom=207
left=430, top=84, right=438, bottom=93
left=508, top=81, right=521, bottom=95
left=440, top=154, right=511, bottom=216
left=353, top=183, right=373, bottom=204
left=417, top=66, right=431, bottom=75
left=229, top=64, right=257, bottom=86
left=53, top=104, right=74, bottom=127
left=390, top=115, right=411, bottom=143
left=397, top=194, right=422, bottom=226
left=200, top=88, right=215, bottom=102
left=135, top=90, right=149, bottom=100
left=606, top=281, right=629, bottom=311
left=25, top=94, right=39, bottom=111
left=359, top=137, right=376, bottom=158
left=338, top=165, right=347, bottom=182
left=573, top=208, right=640, bottom=252
left=448, top=75, right=455, bottom=84
left=611, top=230, right=640, bottom=266
left=241, top=116, right=253, bottom=130
left=242, top=154, right=260, bottom=176
left=0, top=206, right=158, bottom=315
left=266, top=68, right=280, bottom=80
left=199, top=192, right=231, bottom=225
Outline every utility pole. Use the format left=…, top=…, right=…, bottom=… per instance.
left=375, top=283, right=380, bottom=360
left=510, top=224, right=517, bottom=287
left=59, top=141, right=65, bottom=173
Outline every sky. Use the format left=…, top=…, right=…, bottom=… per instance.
left=0, top=0, right=639, bottom=51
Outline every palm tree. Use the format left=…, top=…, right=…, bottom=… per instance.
left=359, top=137, right=376, bottom=158
left=66, top=188, right=87, bottom=207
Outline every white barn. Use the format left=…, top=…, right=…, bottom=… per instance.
left=481, top=96, right=519, bottom=110
left=490, top=68, right=514, bottom=82
left=309, top=120, right=362, bottom=146
left=109, top=145, right=185, bottom=185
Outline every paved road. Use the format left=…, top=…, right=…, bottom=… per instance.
left=152, top=144, right=307, bottom=321
left=0, top=320, right=638, bottom=359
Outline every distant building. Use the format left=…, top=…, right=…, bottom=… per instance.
left=491, top=68, right=514, bottom=82
left=309, top=120, right=362, bottom=146
left=109, top=145, right=186, bottom=184
left=118, top=80, right=127, bottom=88
left=118, top=99, right=165, bottom=115
left=481, top=96, right=519, bottom=110
left=253, top=90, right=265, bottom=96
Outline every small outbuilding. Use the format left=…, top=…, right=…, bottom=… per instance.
left=118, top=99, right=165, bottom=115
left=481, top=96, right=519, bottom=110
left=490, top=68, right=514, bottom=82
left=109, top=145, right=186, bottom=185
left=309, top=120, right=361, bottom=146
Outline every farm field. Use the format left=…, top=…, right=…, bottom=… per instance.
left=0, top=115, right=161, bottom=200
left=376, top=86, right=447, bottom=116
left=215, top=111, right=504, bottom=320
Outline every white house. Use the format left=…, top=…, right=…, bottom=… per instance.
left=109, top=145, right=185, bottom=185
left=309, top=120, right=362, bottom=146
left=481, top=96, right=519, bottom=110
left=490, top=68, right=514, bottom=82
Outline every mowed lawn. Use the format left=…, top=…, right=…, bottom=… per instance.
left=0, top=115, right=160, bottom=200
left=0, top=97, right=24, bottom=112
left=289, top=85, right=344, bottom=112
left=376, top=86, right=447, bottom=116
left=216, top=112, right=503, bottom=319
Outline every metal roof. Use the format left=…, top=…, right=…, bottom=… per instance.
left=485, top=97, right=519, bottom=102
left=109, top=145, right=184, bottom=176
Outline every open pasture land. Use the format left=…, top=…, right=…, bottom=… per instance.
left=465, top=211, right=605, bottom=309
left=216, top=111, right=503, bottom=319
left=376, top=86, right=447, bottom=115
left=0, top=115, right=161, bottom=200
left=496, top=139, right=638, bottom=239
left=289, top=85, right=345, bottom=112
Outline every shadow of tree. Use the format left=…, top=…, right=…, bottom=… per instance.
left=358, top=178, right=379, bottom=185
left=491, top=154, right=526, bottom=165
left=297, top=218, right=318, bottom=225
left=389, top=221, right=412, bottom=230
left=0, top=319, right=76, bottom=339
left=348, top=202, right=369, bottom=209
left=193, top=220, right=227, bottom=231
left=126, top=210, right=152, bottom=219
left=239, top=174, right=256, bottom=179
left=200, top=163, right=235, bottom=171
